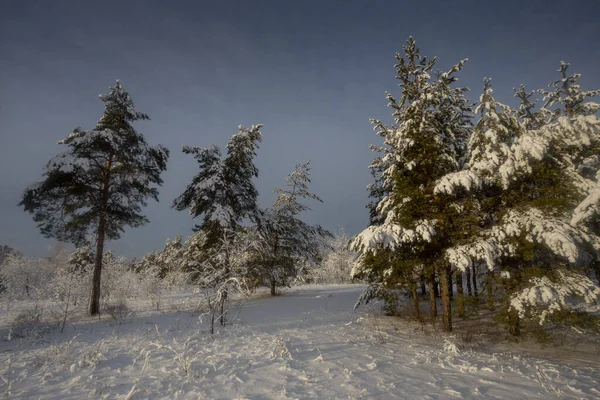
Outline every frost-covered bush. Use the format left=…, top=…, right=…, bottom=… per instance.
left=47, top=246, right=138, bottom=318
left=135, top=236, right=191, bottom=310
left=140, top=264, right=165, bottom=311
left=9, top=303, right=52, bottom=339
left=310, top=232, right=357, bottom=284
left=47, top=245, right=94, bottom=330
left=104, top=302, right=135, bottom=321
left=191, top=230, right=257, bottom=334
left=100, top=251, right=140, bottom=309
left=0, top=254, right=53, bottom=304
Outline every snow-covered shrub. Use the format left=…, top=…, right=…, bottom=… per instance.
left=144, top=325, right=202, bottom=377
left=443, top=337, right=460, bottom=355
left=104, top=302, right=135, bottom=321
left=100, top=252, right=139, bottom=310
left=47, top=246, right=95, bottom=330
left=0, top=254, right=53, bottom=304
left=509, top=269, right=600, bottom=326
left=141, top=268, right=164, bottom=311
left=9, top=303, right=52, bottom=339
left=133, top=236, right=191, bottom=310
left=310, top=231, right=357, bottom=284
left=34, top=335, right=79, bottom=368
left=190, top=230, right=257, bottom=334
left=269, top=333, right=293, bottom=360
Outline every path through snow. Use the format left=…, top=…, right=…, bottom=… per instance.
left=0, top=284, right=599, bottom=399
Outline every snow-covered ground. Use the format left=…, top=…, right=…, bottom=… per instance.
left=1, top=284, right=599, bottom=399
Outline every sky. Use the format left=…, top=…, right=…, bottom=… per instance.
left=1, top=0, right=599, bottom=259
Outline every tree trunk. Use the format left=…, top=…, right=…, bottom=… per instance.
left=448, top=269, right=454, bottom=301
left=89, top=157, right=111, bottom=317
left=440, top=266, right=452, bottom=332
left=220, top=249, right=231, bottom=326
left=508, top=309, right=521, bottom=336
left=487, top=270, right=495, bottom=311
left=456, top=271, right=465, bottom=318
left=61, top=274, right=74, bottom=333
left=465, top=266, right=472, bottom=296
left=270, top=276, right=276, bottom=296
left=428, top=273, right=437, bottom=318
left=592, top=261, right=600, bottom=285
left=411, top=285, right=421, bottom=320
left=89, top=214, right=105, bottom=316
left=270, top=233, right=279, bottom=296
left=219, top=289, right=228, bottom=326
left=209, top=299, right=215, bottom=335
left=472, top=264, right=479, bottom=296
left=504, top=278, right=520, bottom=336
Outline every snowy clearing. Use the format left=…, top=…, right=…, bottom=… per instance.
left=1, top=284, right=599, bottom=399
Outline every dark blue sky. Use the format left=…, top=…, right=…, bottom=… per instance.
left=1, top=0, right=599, bottom=258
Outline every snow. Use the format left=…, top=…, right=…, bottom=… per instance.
left=445, top=240, right=499, bottom=272
left=572, top=184, right=600, bottom=226
left=509, top=271, right=600, bottom=324
left=434, top=170, right=482, bottom=195
left=2, top=284, right=600, bottom=399
left=497, top=209, right=596, bottom=264
left=351, top=219, right=437, bottom=253
left=447, top=208, right=599, bottom=274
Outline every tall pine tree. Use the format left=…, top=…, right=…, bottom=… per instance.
left=20, top=81, right=169, bottom=315
left=352, top=37, right=472, bottom=331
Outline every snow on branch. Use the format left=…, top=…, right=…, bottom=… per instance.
left=554, top=115, right=600, bottom=149
left=445, top=240, right=498, bottom=272
left=446, top=208, right=600, bottom=273
left=509, top=270, right=600, bottom=324
left=496, top=131, right=550, bottom=188
left=351, top=219, right=437, bottom=253
left=47, top=152, right=92, bottom=174
left=497, top=209, right=597, bottom=264
left=434, top=170, right=481, bottom=195
left=571, top=185, right=600, bottom=226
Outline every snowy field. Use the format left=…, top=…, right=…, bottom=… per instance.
left=1, top=284, right=599, bottom=399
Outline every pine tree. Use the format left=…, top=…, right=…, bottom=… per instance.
left=134, top=235, right=184, bottom=280
left=352, top=37, right=472, bottom=331
left=255, top=161, right=331, bottom=295
left=173, top=124, right=263, bottom=242
left=444, top=65, right=600, bottom=335
left=20, top=81, right=169, bottom=315
left=544, top=62, right=600, bottom=283
left=173, top=124, right=262, bottom=324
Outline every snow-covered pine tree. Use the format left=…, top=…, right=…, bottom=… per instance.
left=134, top=235, right=184, bottom=281
left=255, top=161, right=331, bottom=295
left=444, top=65, right=600, bottom=335
left=352, top=37, right=473, bottom=331
left=543, top=63, right=600, bottom=284
left=172, top=124, right=263, bottom=243
left=173, top=124, right=262, bottom=324
left=20, top=81, right=170, bottom=315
